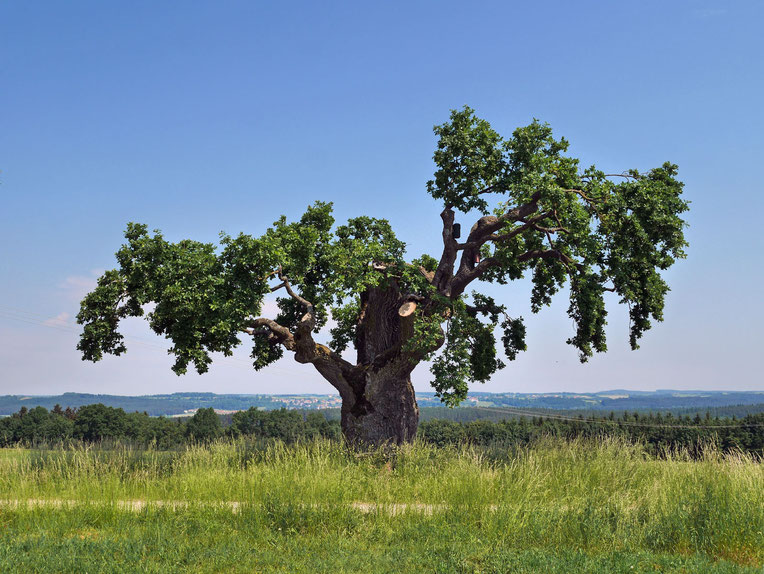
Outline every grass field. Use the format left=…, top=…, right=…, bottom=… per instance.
left=0, top=438, right=761, bottom=573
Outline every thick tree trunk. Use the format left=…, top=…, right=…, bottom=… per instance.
left=308, top=282, right=430, bottom=444
left=339, top=365, right=419, bottom=444
left=347, top=284, right=421, bottom=444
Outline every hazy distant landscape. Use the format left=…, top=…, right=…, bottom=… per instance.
left=2, top=389, right=763, bottom=417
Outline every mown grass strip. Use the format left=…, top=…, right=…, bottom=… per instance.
left=1, top=505, right=761, bottom=573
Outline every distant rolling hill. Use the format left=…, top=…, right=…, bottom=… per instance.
left=1, top=390, right=763, bottom=418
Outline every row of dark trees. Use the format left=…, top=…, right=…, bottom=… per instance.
left=419, top=412, right=764, bottom=457
left=418, top=404, right=764, bottom=423
left=0, top=405, right=341, bottom=448
left=1, top=404, right=761, bottom=457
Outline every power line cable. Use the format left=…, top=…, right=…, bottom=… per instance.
left=475, top=406, right=764, bottom=429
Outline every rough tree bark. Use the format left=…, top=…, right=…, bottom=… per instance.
left=251, top=199, right=547, bottom=445
left=305, top=283, right=424, bottom=444
left=337, top=285, right=420, bottom=444
left=319, top=199, right=543, bottom=443
left=250, top=271, right=427, bottom=444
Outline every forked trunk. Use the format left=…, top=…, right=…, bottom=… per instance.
left=311, top=283, right=428, bottom=444
left=349, top=284, right=420, bottom=444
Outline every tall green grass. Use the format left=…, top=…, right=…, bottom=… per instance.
left=0, top=438, right=761, bottom=571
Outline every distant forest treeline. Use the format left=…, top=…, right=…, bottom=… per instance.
left=419, top=413, right=764, bottom=457
left=0, top=405, right=341, bottom=448
left=0, top=393, right=319, bottom=416
left=474, top=392, right=764, bottom=411
left=416, top=403, right=764, bottom=422
left=1, top=404, right=762, bottom=458
left=2, top=390, right=763, bottom=417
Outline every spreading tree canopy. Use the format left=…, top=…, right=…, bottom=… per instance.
left=78, top=107, right=689, bottom=443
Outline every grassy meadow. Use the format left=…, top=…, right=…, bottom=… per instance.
left=0, top=438, right=761, bottom=573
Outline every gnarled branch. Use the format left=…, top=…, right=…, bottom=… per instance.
left=517, top=248, right=582, bottom=272
left=268, top=266, right=316, bottom=331
left=444, top=194, right=542, bottom=296
left=432, top=207, right=458, bottom=294
left=244, top=317, right=296, bottom=350
left=243, top=315, right=358, bottom=397
left=456, top=210, right=554, bottom=251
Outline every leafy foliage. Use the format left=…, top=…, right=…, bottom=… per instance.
left=73, top=404, right=128, bottom=442
left=426, top=107, right=688, bottom=364
left=429, top=297, right=511, bottom=406
left=78, top=108, right=688, bottom=411
left=77, top=203, right=408, bottom=376
left=184, top=407, right=221, bottom=442
left=0, top=404, right=341, bottom=447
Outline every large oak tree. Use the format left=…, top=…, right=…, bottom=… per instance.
left=78, top=108, right=689, bottom=443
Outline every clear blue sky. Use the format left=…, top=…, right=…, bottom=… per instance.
left=1, top=1, right=762, bottom=396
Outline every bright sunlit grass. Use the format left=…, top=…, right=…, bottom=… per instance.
left=0, top=438, right=761, bottom=572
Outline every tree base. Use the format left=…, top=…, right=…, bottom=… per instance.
left=340, top=370, right=419, bottom=445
